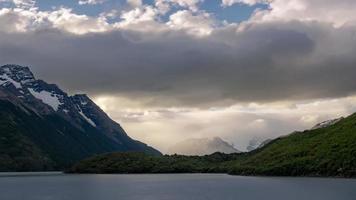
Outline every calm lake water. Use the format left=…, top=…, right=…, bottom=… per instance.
left=0, top=173, right=356, bottom=200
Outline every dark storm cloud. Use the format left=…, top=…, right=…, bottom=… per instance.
left=1, top=21, right=356, bottom=107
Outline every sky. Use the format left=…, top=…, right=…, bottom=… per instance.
left=0, top=0, right=356, bottom=152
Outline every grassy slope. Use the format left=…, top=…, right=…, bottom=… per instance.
left=227, top=113, right=356, bottom=177
left=70, top=113, right=356, bottom=177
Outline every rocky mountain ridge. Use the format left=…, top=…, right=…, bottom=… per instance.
left=0, top=64, right=160, bottom=171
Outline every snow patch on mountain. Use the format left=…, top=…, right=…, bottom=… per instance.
left=0, top=74, right=22, bottom=89
left=78, top=110, right=96, bottom=127
left=28, top=88, right=62, bottom=111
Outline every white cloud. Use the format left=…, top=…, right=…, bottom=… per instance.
left=169, top=0, right=203, bottom=12
left=120, top=6, right=157, bottom=23
left=154, top=0, right=203, bottom=13
left=222, top=0, right=356, bottom=27
left=167, top=10, right=215, bottom=36
left=248, top=0, right=356, bottom=27
left=46, top=8, right=110, bottom=34
left=115, top=5, right=168, bottom=32
left=0, top=8, right=41, bottom=32
left=0, top=0, right=36, bottom=8
left=154, top=0, right=171, bottom=14
left=0, top=7, right=111, bottom=34
left=78, top=0, right=106, bottom=5
left=13, top=0, right=35, bottom=8
left=221, top=0, right=267, bottom=7
left=127, top=0, right=142, bottom=7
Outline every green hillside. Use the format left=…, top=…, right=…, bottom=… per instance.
left=69, top=113, right=356, bottom=177
left=227, top=113, right=356, bottom=177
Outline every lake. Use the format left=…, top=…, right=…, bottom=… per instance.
left=0, top=173, right=355, bottom=200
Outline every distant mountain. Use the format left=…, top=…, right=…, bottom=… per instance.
left=0, top=64, right=160, bottom=171
left=246, top=138, right=273, bottom=151
left=168, top=137, right=240, bottom=156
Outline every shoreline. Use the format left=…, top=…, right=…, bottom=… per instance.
left=0, top=171, right=354, bottom=179
left=0, top=171, right=63, bottom=177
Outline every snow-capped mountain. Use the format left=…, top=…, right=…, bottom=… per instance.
left=1, top=64, right=71, bottom=114
left=168, top=137, right=241, bottom=156
left=1, top=64, right=102, bottom=127
left=0, top=64, right=160, bottom=171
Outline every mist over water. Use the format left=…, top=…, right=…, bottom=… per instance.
left=1, top=173, right=356, bottom=200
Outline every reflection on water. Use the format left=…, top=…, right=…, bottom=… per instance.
left=0, top=172, right=63, bottom=177
left=0, top=173, right=355, bottom=200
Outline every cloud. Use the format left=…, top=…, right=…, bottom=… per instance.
left=238, top=0, right=356, bottom=27
left=222, top=0, right=356, bottom=27
left=169, top=0, right=203, bottom=12
left=96, top=95, right=356, bottom=152
left=127, top=0, right=142, bottom=8
left=78, top=0, right=106, bottom=5
left=0, top=0, right=36, bottom=8
left=154, top=0, right=203, bottom=13
left=154, top=0, right=171, bottom=14
left=47, top=8, right=110, bottom=34
left=13, top=0, right=35, bottom=8
left=119, top=6, right=157, bottom=26
left=1, top=19, right=356, bottom=108
left=0, top=7, right=111, bottom=34
left=167, top=10, right=215, bottom=36
left=221, top=0, right=267, bottom=7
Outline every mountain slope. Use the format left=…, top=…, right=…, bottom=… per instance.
left=0, top=64, right=160, bottom=171
left=0, top=102, right=54, bottom=171
left=227, top=113, right=356, bottom=177
left=168, top=137, right=240, bottom=156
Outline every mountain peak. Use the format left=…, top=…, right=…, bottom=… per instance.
left=0, top=64, right=35, bottom=84
left=1, top=64, right=30, bottom=70
left=168, top=137, right=240, bottom=156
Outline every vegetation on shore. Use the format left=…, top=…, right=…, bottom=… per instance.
left=69, top=113, right=356, bottom=177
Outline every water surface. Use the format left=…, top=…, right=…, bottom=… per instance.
left=0, top=173, right=355, bottom=200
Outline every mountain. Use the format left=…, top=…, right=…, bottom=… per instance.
left=0, top=64, right=160, bottom=171
left=227, top=114, right=356, bottom=176
left=168, top=137, right=241, bottom=156
left=246, top=138, right=273, bottom=151
left=71, top=113, right=356, bottom=177
left=245, top=117, right=346, bottom=152
left=311, top=117, right=344, bottom=130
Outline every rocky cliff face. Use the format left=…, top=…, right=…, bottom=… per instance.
left=0, top=64, right=161, bottom=171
